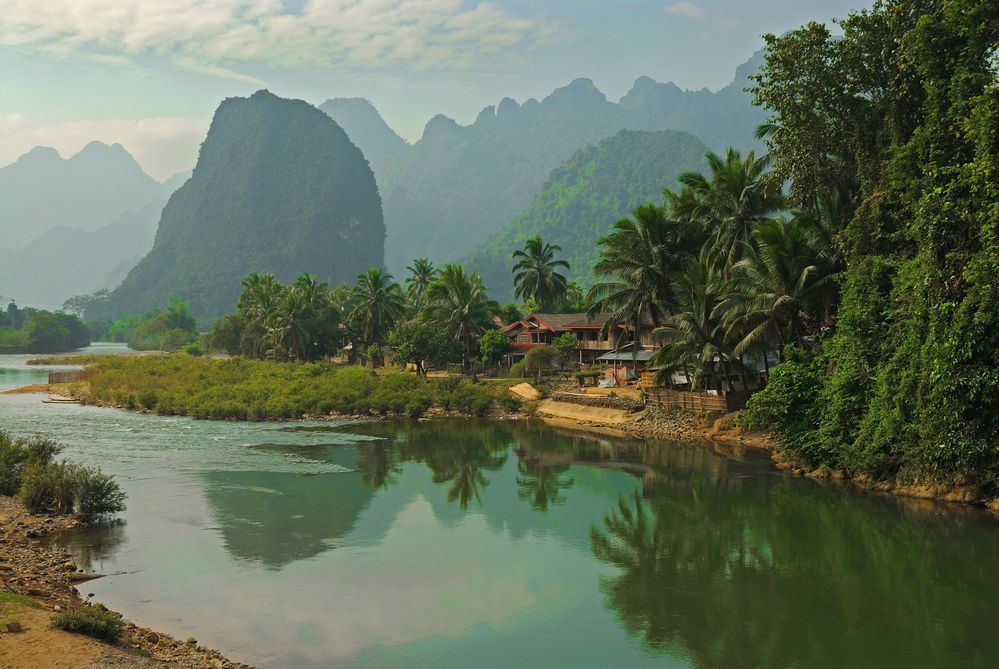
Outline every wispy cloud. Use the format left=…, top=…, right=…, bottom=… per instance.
left=0, top=0, right=558, bottom=80
left=0, top=113, right=207, bottom=180
left=665, top=2, right=705, bottom=19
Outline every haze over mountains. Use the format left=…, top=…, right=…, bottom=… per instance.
left=0, top=141, right=185, bottom=307
left=106, top=90, right=385, bottom=321
left=321, top=50, right=767, bottom=275
left=463, top=129, right=711, bottom=300
left=2, top=49, right=767, bottom=314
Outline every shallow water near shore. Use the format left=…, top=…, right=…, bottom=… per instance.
left=2, top=350, right=999, bottom=668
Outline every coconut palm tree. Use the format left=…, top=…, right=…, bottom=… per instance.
left=718, top=217, right=828, bottom=357
left=237, top=272, right=285, bottom=358
left=587, top=204, right=700, bottom=353
left=405, top=258, right=439, bottom=307
left=425, top=264, right=497, bottom=369
left=668, top=149, right=784, bottom=272
left=349, top=268, right=406, bottom=349
left=650, top=248, right=741, bottom=391
left=512, top=235, right=570, bottom=311
left=267, top=289, right=312, bottom=361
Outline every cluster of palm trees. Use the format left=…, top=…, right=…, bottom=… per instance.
left=210, top=261, right=500, bottom=368
left=588, top=148, right=847, bottom=391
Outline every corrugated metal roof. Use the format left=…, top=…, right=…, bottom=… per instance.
left=596, top=350, right=656, bottom=362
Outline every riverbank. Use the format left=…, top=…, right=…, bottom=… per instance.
left=529, top=394, right=999, bottom=513
left=0, top=497, right=252, bottom=669
left=12, top=352, right=995, bottom=514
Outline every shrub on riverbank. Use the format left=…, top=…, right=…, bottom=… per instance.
left=81, top=354, right=499, bottom=420
left=0, top=431, right=126, bottom=521
left=52, top=607, right=123, bottom=643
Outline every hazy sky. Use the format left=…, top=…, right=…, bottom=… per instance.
left=0, top=0, right=871, bottom=180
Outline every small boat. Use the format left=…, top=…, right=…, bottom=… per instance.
left=43, top=394, right=80, bottom=404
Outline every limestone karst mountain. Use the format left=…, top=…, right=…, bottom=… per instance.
left=107, top=90, right=386, bottom=320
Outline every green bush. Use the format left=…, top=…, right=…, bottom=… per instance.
left=437, top=382, right=493, bottom=416
left=497, top=394, right=521, bottom=412
left=742, top=347, right=824, bottom=462
left=0, top=432, right=63, bottom=496
left=509, top=360, right=528, bottom=378
left=52, top=607, right=123, bottom=643
left=75, top=467, right=127, bottom=521
left=137, top=391, right=158, bottom=411
left=181, top=342, right=203, bottom=356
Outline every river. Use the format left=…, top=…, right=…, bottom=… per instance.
left=1, top=348, right=997, bottom=668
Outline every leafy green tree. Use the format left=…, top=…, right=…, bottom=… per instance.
left=552, top=332, right=578, bottom=368
left=23, top=312, right=90, bottom=353
left=512, top=235, right=570, bottom=310
left=479, top=328, right=512, bottom=367
left=496, top=303, right=523, bottom=325
left=62, top=290, right=109, bottom=318
left=745, top=0, right=999, bottom=483
left=387, top=320, right=462, bottom=375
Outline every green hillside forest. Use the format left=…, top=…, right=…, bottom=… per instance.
left=463, top=129, right=708, bottom=299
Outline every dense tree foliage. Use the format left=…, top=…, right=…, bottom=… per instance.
left=744, top=0, right=999, bottom=485
left=106, top=299, right=198, bottom=352
left=0, top=302, right=90, bottom=353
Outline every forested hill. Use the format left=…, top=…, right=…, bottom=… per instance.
left=106, top=90, right=385, bottom=321
left=332, top=50, right=766, bottom=274
left=463, top=129, right=709, bottom=300
left=0, top=141, right=173, bottom=249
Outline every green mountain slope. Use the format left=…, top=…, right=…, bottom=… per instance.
left=107, top=90, right=385, bottom=321
left=463, top=129, right=709, bottom=300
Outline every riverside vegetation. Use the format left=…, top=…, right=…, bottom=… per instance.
left=78, top=355, right=498, bottom=420
left=0, top=430, right=125, bottom=521
left=36, top=0, right=999, bottom=498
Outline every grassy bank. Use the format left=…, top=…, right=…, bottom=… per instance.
left=76, top=355, right=506, bottom=420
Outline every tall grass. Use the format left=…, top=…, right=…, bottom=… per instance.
left=82, top=355, right=497, bottom=420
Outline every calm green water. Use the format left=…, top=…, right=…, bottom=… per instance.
left=1, top=352, right=998, bottom=668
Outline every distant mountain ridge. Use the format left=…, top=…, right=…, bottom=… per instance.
left=0, top=202, right=161, bottom=308
left=317, top=98, right=409, bottom=177
left=462, top=129, right=711, bottom=301
left=321, top=49, right=767, bottom=275
left=107, top=90, right=386, bottom=321
left=0, top=141, right=176, bottom=249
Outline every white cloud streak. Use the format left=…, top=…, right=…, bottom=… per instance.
left=665, top=2, right=705, bottom=19
left=0, top=113, right=206, bottom=180
left=0, top=0, right=556, bottom=79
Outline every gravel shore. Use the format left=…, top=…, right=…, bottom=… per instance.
left=0, top=496, right=254, bottom=669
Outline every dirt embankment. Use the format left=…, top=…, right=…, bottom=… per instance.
left=534, top=395, right=774, bottom=450
left=0, top=497, right=252, bottom=669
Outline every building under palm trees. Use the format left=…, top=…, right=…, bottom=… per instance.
left=501, top=312, right=664, bottom=366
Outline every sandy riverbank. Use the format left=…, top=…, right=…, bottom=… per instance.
left=0, top=497, right=252, bottom=669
